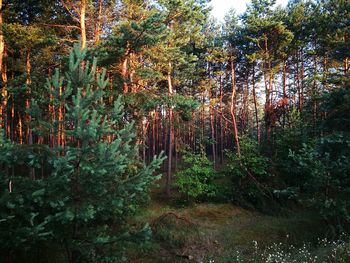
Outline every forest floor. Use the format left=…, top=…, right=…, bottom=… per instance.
left=128, top=192, right=332, bottom=263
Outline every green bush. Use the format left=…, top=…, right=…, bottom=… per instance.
left=224, top=136, right=272, bottom=210
left=175, top=150, right=217, bottom=202
left=289, top=87, right=350, bottom=232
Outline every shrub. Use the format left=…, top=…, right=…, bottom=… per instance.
left=224, top=136, right=272, bottom=210
left=175, top=150, right=217, bottom=202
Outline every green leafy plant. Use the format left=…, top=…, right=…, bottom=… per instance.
left=224, top=136, right=272, bottom=210
left=175, top=149, right=217, bottom=202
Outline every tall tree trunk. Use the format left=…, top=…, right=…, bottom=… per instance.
left=312, top=54, right=318, bottom=133
left=263, top=36, right=273, bottom=141
left=80, top=0, right=86, bottom=49
left=122, top=43, right=130, bottom=93
left=296, top=50, right=301, bottom=112
left=230, top=48, right=241, bottom=157
left=58, top=85, right=65, bottom=149
left=282, top=60, right=287, bottom=128
left=241, top=74, right=249, bottom=134
left=26, top=50, right=35, bottom=179
left=166, top=62, right=174, bottom=197
left=208, top=66, right=216, bottom=167
left=26, top=50, right=32, bottom=143
left=94, top=0, right=103, bottom=46
left=219, top=76, right=224, bottom=164
left=252, top=62, right=260, bottom=145
left=300, top=51, right=304, bottom=110
left=344, top=57, right=349, bottom=74
left=210, top=104, right=216, bottom=166
left=0, top=0, right=6, bottom=132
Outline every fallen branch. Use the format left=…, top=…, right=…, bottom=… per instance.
left=151, top=212, right=195, bottom=230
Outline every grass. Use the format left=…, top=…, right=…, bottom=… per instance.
left=128, top=195, right=332, bottom=263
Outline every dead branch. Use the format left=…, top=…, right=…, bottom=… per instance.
left=151, top=211, right=195, bottom=230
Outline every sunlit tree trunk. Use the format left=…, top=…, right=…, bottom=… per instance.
left=0, top=0, right=6, bottom=132
left=80, top=0, right=86, bottom=49
left=219, top=76, right=224, bottom=164
left=94, top=0, right=103, bottom=46
left=209, top=66, right=216, bottom=167
left=166, top=62, right=174, bottom=197
left=252, top=63, right=260, bottom=145
left=230, top=48, right=240, bottom=157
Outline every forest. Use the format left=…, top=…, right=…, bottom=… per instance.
left=0, top=0, right=349, bottom=262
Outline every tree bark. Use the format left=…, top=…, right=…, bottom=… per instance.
left=208, top=65, right=216, bottom=167
left=94, top=0, right=103, bottom=46
left=0, top=0, right=6, bottom=131
left=80, top=0, right=86, bottom=49
left=252, top=63, right=260, bottom=145
left=219, top=76, right=224, bottom=164
left=230, top=48, right=241, bottom=157
left=166, top=62, right=174, bottom=197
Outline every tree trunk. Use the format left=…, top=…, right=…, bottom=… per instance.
left=208, top=66, right=216, bottom=167
left=282, top=60, right=287, bottom=128
left=166, top=62, right=174, bottom=197
left=122, top=43, right=130, bottom=93
left=94, top=0, right=103, bottom=46
left=80, top=0, right=86, bottom=49
left=0, top=0, right=6, bottom=131
left=219, top=76, right=224, bottom=164
left=252, top=62, right=260, bottom=145
left=230, top=48, right=241, bottom=157
left=344, top=57, right=349, bottom=74
left=25, top=50, right=35, bottom=179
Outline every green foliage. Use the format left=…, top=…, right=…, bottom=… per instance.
left=226, top=137, right=269, bottom=180
left=175, top=150, right=217, bottom=202
left=289, top=88, right=350, bottom=232
left=224, top=136, right=272, bottom=209
left=0, top=45, right=165, bottom=262
left=272, top=107, right=310, bottom=187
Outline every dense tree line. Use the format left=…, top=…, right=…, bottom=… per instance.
left=0, top=0, right=349, bottom=262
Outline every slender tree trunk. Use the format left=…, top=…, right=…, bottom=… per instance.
left=210, top=104, right=216, bottom=166
left=0, top=0, right=6, bottom=132
left=263, top=36, right=273, bottom=140
left=241, top=74, right=249, bottom=134
left=94, top=0, right=103, bottom=46
left=208, top=66, right=216, bottom=167
left=58, top=85, right=65, bottom=149
left=122, top=43, right=130, bottom=93
left=300, top=51, right=304, bottom=110
left=152, top=111, right=156, bottom=157
left=296, top=50, right=301, bottom=112
left=80, top=0, right=87, bottom=49
left=201, top=91, right=205, bottom=144
left=1, top=49, right=7, bottom=134
left=26, top=50, right=32, bottom=143
left=219, top=76, right=224, bottom=164
left=25, top=50, right=35, bottom=179
left=252, top=62, right=260, bottom=145
left=282, top=60, right=287, bottom=128
left=166, top=62, right=174, bottom=197
left=230, top=48, right=240, bottom=157
left=312, top=54, right=318, bottom=133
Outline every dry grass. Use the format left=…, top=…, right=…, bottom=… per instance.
left=128, top=200, right=327, bottom=263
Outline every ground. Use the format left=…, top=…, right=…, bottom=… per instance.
left=128, top=197, right=330, bottom=263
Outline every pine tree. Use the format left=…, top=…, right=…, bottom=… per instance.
left=0, top=44, right=164, bottom=263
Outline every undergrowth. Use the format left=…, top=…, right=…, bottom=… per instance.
left=208, top=234, right=350, bottom=263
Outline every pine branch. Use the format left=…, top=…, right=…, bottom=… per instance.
left=38, top=23, right=80, bottom=30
